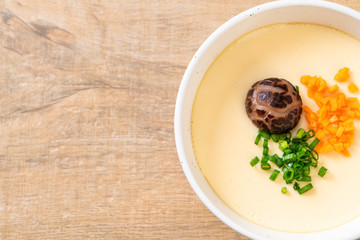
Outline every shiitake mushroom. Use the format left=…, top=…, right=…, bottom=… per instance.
left=245, top=78, right=303, bottom=134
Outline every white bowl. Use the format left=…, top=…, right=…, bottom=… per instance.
left=174, top=1, right=360, bottom=239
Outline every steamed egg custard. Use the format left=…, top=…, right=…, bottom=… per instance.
left=191, top=23, right=360, bottom=232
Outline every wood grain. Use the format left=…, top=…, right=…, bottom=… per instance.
left=1, top=0, right=360, bottom=239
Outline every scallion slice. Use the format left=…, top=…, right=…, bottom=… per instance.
left=271, top=134, right=279, bottom=142
left=250, top=156, right=259, bottom=167
left=279, top=140, right=289, bottom=151
left=261, top=162, right=271, bottom=170
left=298, top=175, right=311, bottom=182
left=283, top=153, right=296, bottom=163
left=261, top=154, right=269, bottom=163
left=303, top=165, right=310, bottom=176
left=293, top=182, right=300, bottom=191
left=309, top=138, right=320, bottom=150
left=295, top=128, right=305, bottom=139
left=263, top=139, right=269, bottom=155
left=281, top=187, right=287, bottom=194
left=254, top=134, right=261, bottom=145
left=259, top=130, right=270, bottom=140
left=283, top=168, right=295, bottom=183
left=269, top=169, right=280, bottom=181
left=298, top=183, right=313, bottom=194
left=318, top=166, right=328, bottom=177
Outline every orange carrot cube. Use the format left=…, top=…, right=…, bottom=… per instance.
left=329, top=85, right=339, bottom=93
left=348, top=83, right=359, bottom=93
left=334, top=67, right=350, bottom=82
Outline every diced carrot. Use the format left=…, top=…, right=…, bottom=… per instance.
left=330, top=98, right=337, bottom=111
left=347, top=97, right=358, bottom=102
left=314, top=141, right=324, bottom=152
left=320, top=97, right=330, bottom=105
left=318, top=79, right=327, bottom=92
left=315, top=129, right=326, bottom=140
left=355, top=110, right=360, bottom=119
left=307, top=88, right=316, bottom=98
left=319, top=142, right=334, bottom=153
left=319, top=117, right=330, bottom=128
left=336, top=127, right=345, bottom=137
left=334, top=143, right=344, bottom=152
left=334, top=67, right=350, bottom=82
left=300, top=67, right=359, bottom=156
left=328, top=138, right=337, bottom=145
left=347, top=134, right=354, bottom=143
left=317, top=106, right=327, bottom=118
left=342, top=108, right=355, bottom=118
left=347, top=98, right=360, bottom=108
left=329, top=85, right=339, bottom=93
left=337, top=93, right=346, bottom=108
left=308, top=76, right=316, bottom=87
left=328, top=124, right=339, bottom=134
left=329, top=115, right=339, bottom=123
left=300, top=75, right=310, bottom=85
left=339, top=116, right=349, bottom=121
left=338, top=134, right=347, bottom=143
left=303, top=105, right=313, bottom=113
left=344, top=119, right=354, bottom=132
left=309, top=121, right=317, bottom=130
left=341, top=148, right=351, bottom=157
left=348, top=82, right=359, bottom=93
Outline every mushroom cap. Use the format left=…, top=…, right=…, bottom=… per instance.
left=245, top=78, right=303, bottom=134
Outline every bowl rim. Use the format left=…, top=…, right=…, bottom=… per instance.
left=174, top=0, right=360, bottom=239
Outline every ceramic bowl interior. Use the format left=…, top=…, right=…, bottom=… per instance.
left=174, top=1, right=360, bottom=239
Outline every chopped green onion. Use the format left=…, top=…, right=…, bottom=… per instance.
left=261, top=154, right=269, bottom=163
left=281, top=187, right=287, bottom=194
left=283, top=153, right=296, bottom=163
left=308, top=130, right=315, bottom=138
left=278, top=133, right=287, bottom=140
left=276, top=160, right=284, bottom=168
left=259, top=130, right=270, bottom=140
left=295, top=85, right=299, bottom=92
left=283, top=168, right=295, bottom=183
left=309, top=138, right=320, bottom=150
left=296, top=149, right=306, bottom=158
left=293, top=163, right=302, bottom=171
left=303, top=165, right=310, bottom=176
left=270, top=154, right=283, bottom=168
left=283, top=148, right=292, bottom=155
left=261, top=162, right=271, bottom=170
left=269, top=155, right=276, bottom=163
left=251, top=127, right=327, bottom=195
left=318, top=166, right=328, bottom=177
left=263, top=139, right=269, bottom=155
left=298, top=175, right=311, bottom=182
left=271, top=134, right=279, bottom=142
left=293, top=182, right=300, bottom=191
left=254, top=134, right=261, bottom=145
left=269, top=169, right=280, bottom=181
left=250, top=157, right=259, bottom=167
left=298, top=183, right=313, bottom=195
left=311, top=150, right=319, bottom=160
left=279, top=140, right=289, bottom=151
left=310, top=160, right=318, bottom=168
left=295, top=128, right=305, bottom=139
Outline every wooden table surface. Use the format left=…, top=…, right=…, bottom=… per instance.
left=1, top=0, right=360, bottom=239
